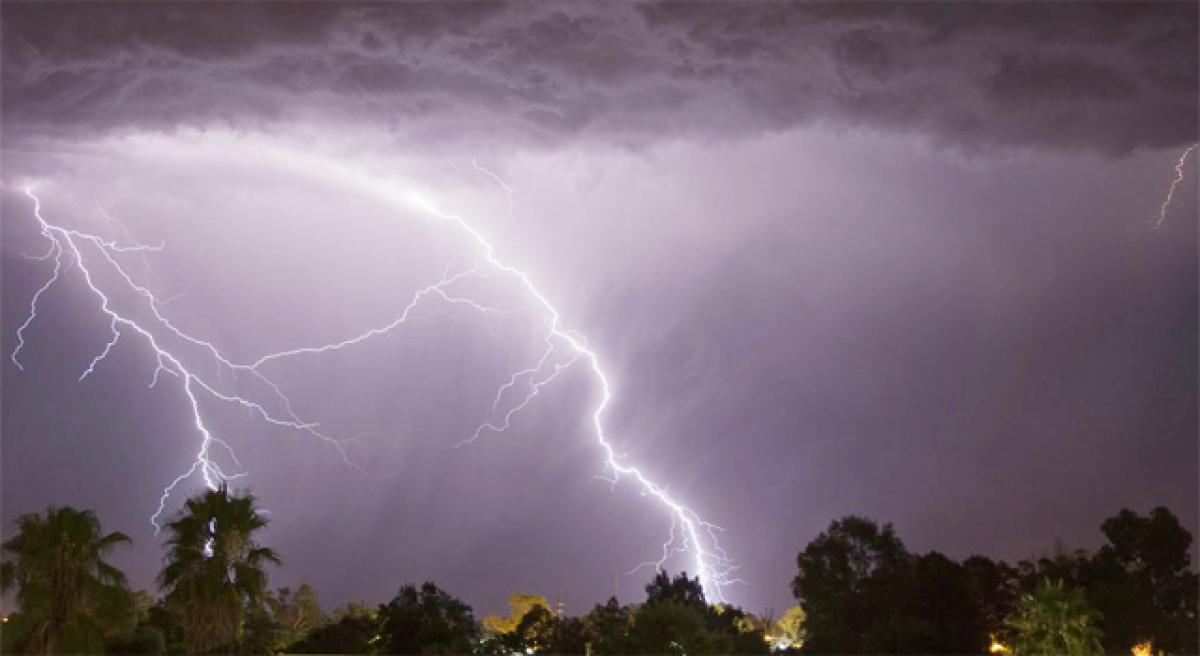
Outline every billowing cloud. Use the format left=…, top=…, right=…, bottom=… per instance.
left=3, top=2, right=1196, bottom=152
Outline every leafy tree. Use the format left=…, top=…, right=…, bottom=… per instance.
left=626, top=571, right=767, bottom=655
left=481, top=592, right=551, bottom=636
left=791, top=517, right=1015, bottom=654
left=266, top=584, right=325, bottom=632
left=548, top=615, right=591, bottom=655
left=862, top=552, right=984, bottom=654
left=235, top=599, right=279, bottom=655
left=494, top=604, right=593, bottom=655
left=130, top=589, right=157, bottom=624
left=109, top=623, right=168, bottom=655
left=332, top=600, right=374, bottom=623
left=142, top=599, right=187, bottom=654
left=629, top=600, right=726, bottom=655
left=1010, top=508, right=1199, bottom=654
left=264, top=583, right=326, bottom=648
left=0, top=506, right=134, bottom=654
left=644, top=570, right=706, bottom=609
left=1089, top=507, right=1198, bottom=653
left=962, top=555, right=1018, bottom=638
left=107, top=591, right=173, bottom=655
left=790, top=515, right=909, bottom=653
left=583, top=597, right=633, bottom=655
left=506, top=604, right=557, bottom=652
left=708, top=605, right=769, bottom=655
left=1005, top=578, right=1103, bottom=656
left=377, top=582, right=478, bottom=654
left=1016, top=543, right=1091, bottom=591
left=157, top=485, right=280, bottom=653
left=771, top=606, right=806, bottom=650
left=288, top=610, right=379, bottom=654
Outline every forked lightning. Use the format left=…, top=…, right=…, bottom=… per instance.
left=11, top=161, right=739, bottom=602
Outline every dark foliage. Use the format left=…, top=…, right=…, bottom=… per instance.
left=644, top=570, right=706, bottom=609
left=790, top=515, right=910, bottom=653
left=794, top=509, right=1199, bottom=655
left=377, top=582, right=478, bottom=655
left=287, top=613, right=379, bottom=654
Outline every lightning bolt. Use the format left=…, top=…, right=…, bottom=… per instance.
left=12, top=188, right=365, bottom=531
left=406, top=192, right=740, bottom=601
left=1151, top=143, right=1197, bottom=229
left=11, top=153, right=739, bottom=602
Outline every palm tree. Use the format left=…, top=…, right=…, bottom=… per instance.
left=157, top=485, right=280, bottom=653
left=0, top=506, right=133, bottom=654
left=1006, top=578, right=1104, bottom=655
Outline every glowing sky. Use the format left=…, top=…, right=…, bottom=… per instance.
left=2, top=3, right=1197, bottom=616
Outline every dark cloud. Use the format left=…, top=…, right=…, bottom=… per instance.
left=2, top=2, right=1195, bottom=151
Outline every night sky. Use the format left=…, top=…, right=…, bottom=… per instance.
left=1, top=2, right=1197, bottom=618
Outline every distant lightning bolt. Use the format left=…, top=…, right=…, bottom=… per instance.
left=12, top=152, right=738, bottom=602
left=472, top=159, right=520, bottom=196
left=1151, top=143, right=1197, bottom=229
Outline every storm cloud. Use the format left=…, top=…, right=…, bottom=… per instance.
left=3, top=2, right=1196, bottom=152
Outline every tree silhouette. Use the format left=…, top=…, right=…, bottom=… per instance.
left=1090, top=507, right=1198, bottom=653
left=377, top=582, right=477, bottom=654
left=629, top=601, right=718, bottom=655
left=584, top=596, right=633, bottom=654
left=791, top=515, right=909, bottom=653
left=644, top=570, right=706, bottom=608
left=289, top=603, right=379, bottom=654
left=157, top=485, right=280, bottom=653
left=0, top=506, right=133, bottom=654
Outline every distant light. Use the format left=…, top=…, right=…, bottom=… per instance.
left=1131, top=640, right=1154, bottom=656
left=989, top=638, right=1011, bottom=654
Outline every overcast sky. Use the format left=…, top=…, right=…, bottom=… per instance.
left=2, top=2, right=1197, bottom=616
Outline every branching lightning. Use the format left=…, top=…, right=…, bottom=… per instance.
left=11, top=158, right=739, bottom=602
left=1150, top=143, right=1197, bottom=229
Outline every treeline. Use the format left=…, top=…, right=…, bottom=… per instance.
left=0, top=484, right=1196, bottom=655
left=791, top=511, right=1197, bottom=655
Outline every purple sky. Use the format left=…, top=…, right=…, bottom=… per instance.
left=1, top=3, right=1197, bottom=617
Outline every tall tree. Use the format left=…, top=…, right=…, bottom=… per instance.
left=1089, top=506, right=1198, bottom=653
left=1005, top=578, right=1103, bottom=656
left=864, top=552, right=984, bottom=654
left=791, top=515, right=909, bottom=654
left=962, top=555, right=1018, bottom=639
left=377, top=582, right=477, bottom=655
left=508, top=604, right=558, bottom=653
left=157, top=485, right=280, bottom=653
left=584, top=597, right=633, bottom=655
left=0, top=506, right=133, bottom=654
